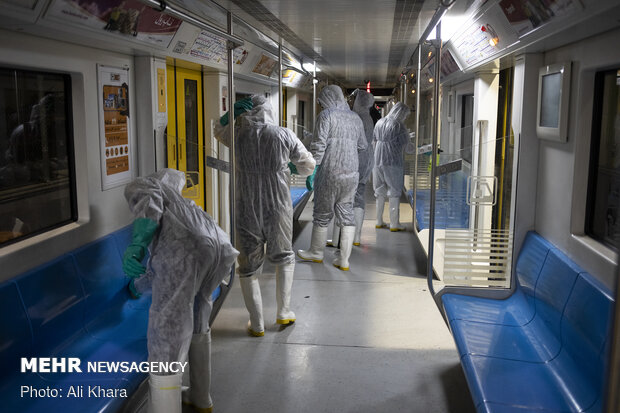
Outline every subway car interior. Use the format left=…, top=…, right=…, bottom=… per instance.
left=1, top=0, right=620, bottom=412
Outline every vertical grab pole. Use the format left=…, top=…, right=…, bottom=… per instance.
left=427, top=21, right=442, bottom=296
left=413, top=48, right=421, bottom=228
left=279, top=41, right=283, bottom=127
left=227, top=11, right=236, bottom=252
left=313, top=61, right=317, bottom=130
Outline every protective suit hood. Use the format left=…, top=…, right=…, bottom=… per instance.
left=242, top=94, right=277, bottom=126
left=352, top=91, right=375, bottom=113
left=386, top=102, right=410, bottom=123
left=317, top=85, right=348, bottom=110
left=152, top=168, right=185, bottom=193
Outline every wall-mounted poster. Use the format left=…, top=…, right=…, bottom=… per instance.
left=98, top=65, right=133, bottom=190
left=252, top=54, right=278, bottom=77
left=47, top=0, right=182, bottom=47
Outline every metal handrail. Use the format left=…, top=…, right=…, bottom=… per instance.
left=426, top=22, right=442, bottom=298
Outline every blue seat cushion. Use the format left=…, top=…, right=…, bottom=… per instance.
left=448, top=314, right=561, bottom=362
left=463, top=352, right=598, bottom=412
left=290, top=186, right=309, bottom=208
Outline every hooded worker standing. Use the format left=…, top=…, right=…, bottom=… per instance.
left=373, top=102, right=411, bottom=231
left=215, top=95, right=315, bottom=337
left=298, top=85, right=367, bottom=271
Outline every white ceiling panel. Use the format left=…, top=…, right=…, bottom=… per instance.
left=212, top=0, right=438, bottom=88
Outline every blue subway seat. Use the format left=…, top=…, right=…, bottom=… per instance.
left=409, top=170, right=470, bottom=230
left=290, top=186, right=311, bottom=221
left=0, top=225, right=229, bottom=412
left=441, top=231, right=614, bottom=412
left=290, top=186, right=309, bottom=208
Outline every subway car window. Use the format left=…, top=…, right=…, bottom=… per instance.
left=587, top=68, right=620, bottom=249
left=0, top=68, right=76, bottom=246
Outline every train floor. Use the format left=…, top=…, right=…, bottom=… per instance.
left=131, top=194, right=476, bottom=413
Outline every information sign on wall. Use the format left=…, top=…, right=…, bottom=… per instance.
left=97, top=65, right=133, bottom=190
left=189, top=31, right=248, bottom=65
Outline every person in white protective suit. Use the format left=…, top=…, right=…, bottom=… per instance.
left=298, top=85, right=367, bottom=271
left=122, top=169, right=238, bottom=413
left=215, top=95, right=316, bottom=337
left=327, top=89, right=375, bottom=248
left=351, top=90, right=376, bottom=245
left=373, top=102, right=411, bottom=231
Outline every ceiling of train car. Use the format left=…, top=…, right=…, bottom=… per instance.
left=211, top=0, right=440, bottom=89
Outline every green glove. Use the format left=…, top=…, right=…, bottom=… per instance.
left=122, top=217, right=158, bottom=279
left=288, top=162, right=298, bottom=175
left=219, top=97, right=253, bottom=126
left=127, top=278, right=141, bottom=299
left=306, top=166, right=318, bottom=191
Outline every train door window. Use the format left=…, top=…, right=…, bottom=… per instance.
left=298, top=100, right=305, bottom=138
left=0, top=67, right=76, bottom=246
left=586, top=68, right=620, bottom=249
left=184, top=78, right=199, bottom=187
left=166, top=66, right=205, bottom=209
left=461, top=94, right=474, bottom=164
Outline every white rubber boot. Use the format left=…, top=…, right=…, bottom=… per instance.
left=297, top=225, right=328, bottom=263
left=239, top=275, right=264, bottom=337
left=376, top=196, right=386, bottom=228
left=353, top=207, right=364, bottom=246
left=148, top=372, right=182, bottom=413
left=333, top=226, right=355, bottom=271
left=276, top=263, right=296, bottom=325
left=182, top=332, right=213, bottom=413
left=389, top=197, right=405, bottom=232
left=326, top=223, right=340, bottom=247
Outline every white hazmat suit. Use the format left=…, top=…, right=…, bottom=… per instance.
left=124, top=168, right=239, bottom=413
left=351, top=90, right=375, bottom=245
left=298, top=85, right=367, bottom=271
left=215, top=95, right=315, bottom=336
left=373, top=102, right=411, bottom=231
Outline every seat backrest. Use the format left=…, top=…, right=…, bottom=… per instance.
left=515, top=232, right=554, bottom=297
left=73, top=235, right=126, bottom=323
left=16, top=255, right=86, bottom=353
left=534, top=248, right=582, bottom=340
left=112, top=225, right=133, bottom=260
left=0, top=281, right=33, bottom=374
left=562, top=272, right=614, bottom=391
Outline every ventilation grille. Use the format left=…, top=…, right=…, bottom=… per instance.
left=386, top=0, right=425, bottom=85
left=230, top=0, right=326, bottom=65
